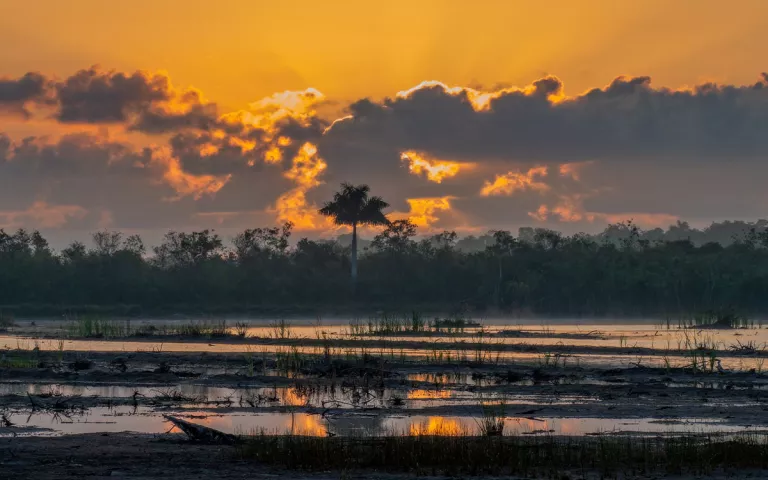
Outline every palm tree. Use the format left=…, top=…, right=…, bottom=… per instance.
left=319, top=183, right=389, bottom=285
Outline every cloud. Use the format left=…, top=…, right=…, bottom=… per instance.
left=558, top=161, right=593, bottom=181
left=394, top=197, right=454, bottom=228
left=6, top=65, right=768, bottom=240
left=147, top=147, right=231, bottom=201
left=399, top=151, right=467, bottom=183
left=395, top=77, right=564, bottom=112
left=0, top=72, right=51, bottom=117
left=273, top=142, right=333, bottom=230
left=529, top=194, right=679, bottom=228
left=0, top=201, right=87, bottom=229
left=480, top=166, right=549, bottom=196
left=56, top=67, right=176, bottom=124
left=323, top=73, right=768, bottom=164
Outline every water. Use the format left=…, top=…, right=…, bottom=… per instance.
left=3, top=319, right=767, bottom=438
left=3, top=335, right=765, bottom=371
left=2, top=407, right=759, bottom=438
left=0, top=381, right=596, bottom=409
left=4, top=320, right=768, bottom=372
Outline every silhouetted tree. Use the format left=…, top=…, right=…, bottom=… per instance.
left=233, top=222, right=293, bottom=260
left=319, top=183, right=389, bottom=285
left=4, top=219, right=768, bottom=316
left=371, top=219, right=417, bottom=253
left=153, top=230, right=223, bottom=268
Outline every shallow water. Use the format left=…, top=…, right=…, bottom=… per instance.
left=3, top=319, right=767, bottom=439
left=0, top=381, right=596, bottom=410
left=10, top=319, right=768, bottom=348
left=3, top=334, right=766, bottom=371
left=2, top=406, right=760, bottom=438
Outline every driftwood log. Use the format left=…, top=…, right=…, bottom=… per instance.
left=163, top=415, right=239, bottom=444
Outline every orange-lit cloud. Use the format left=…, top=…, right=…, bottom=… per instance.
left=273, top=142, right=334, bottom=230
left=150, top=147, right=231, bottom=201
left=398, top=197, right=454, bottom=228
left=396, top=76, right=563, bottom=111
left=530, top=195, right=678, bottom=228
left=9, top=63, right=768, bottom=236
left=558, top=161, right=593, bottom=181
left=480, top=166, right=549, bottom=196
left=399, top=151, right=467, bottom=183
left=216, top=88, right=324, bottom=164
left=221, top=88, right=323, bottom=132
left=0, top=200, right=87, bottom=228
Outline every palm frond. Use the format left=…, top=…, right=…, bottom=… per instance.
left=319, top=183, right=388, bottom=227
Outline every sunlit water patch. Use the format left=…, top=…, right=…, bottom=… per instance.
left=1, top=407, right=763, bottom=438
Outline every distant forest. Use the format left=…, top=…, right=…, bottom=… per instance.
left=2, top=218, right=768, bottom=317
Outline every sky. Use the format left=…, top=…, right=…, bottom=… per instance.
left=2, top=0, right=768, bottom=247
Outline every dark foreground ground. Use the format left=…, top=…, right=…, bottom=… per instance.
left=0, top=433, right=328, bottom=480
left=3, top=433, right=768, bottom=480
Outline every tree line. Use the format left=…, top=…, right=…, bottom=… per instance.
left=3, top=217, right=768, bottom=317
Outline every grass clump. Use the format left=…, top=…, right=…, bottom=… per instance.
left=269, top=319, right=293, bottom=339
left=0, top=311, right=15, bottom=331
left=477, top=401, right=505, bottom=436
left=172, top=320, right=229, bottom=337
left=67, top=315, right=126, bottom=338
left=349, top=311, right=481, bottom=336
left=668, top=310, right=758, bottom=329
left=350, top=312, right=425, bottom=336
left=430, top=316, right=481, bottom=333
left=0, top=353, right=38, bottom=368
left=237, top=434, right=768, bottom=476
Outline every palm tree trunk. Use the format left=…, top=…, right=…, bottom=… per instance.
left=351, top=222, right=358, bottom=287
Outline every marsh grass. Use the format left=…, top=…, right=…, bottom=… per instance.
left=665, top=310, right=759, bottom=330
left=275, top=346, right=306, bottom=376
left=173, top=320, right=229, bottom=337
left=349, top=311, right=481, bottom=336
left=234, top=321, right=249, bottom=338
left=430, top=316, right=481, bottom=333
left=244, top=346, right=257, bottom=377
left=0, top=311, right=15, bottom=330
left=677, top=330, right=723, bottom=373
left=477, top=401, right=506, bottom=436
left=237, top=433, right=768, bottom=476
left=66, top=316, right=243, bottom=339
left=0, top=354, right=38, bottom=368
left=67, top=315, right=127, bottom=338
left=269, top=319, right=294, bottom=339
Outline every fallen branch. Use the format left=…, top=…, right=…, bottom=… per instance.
left=163, top=415, right=239, bottom=445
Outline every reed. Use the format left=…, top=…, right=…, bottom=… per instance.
left=236, top=433, right=768, bottom=476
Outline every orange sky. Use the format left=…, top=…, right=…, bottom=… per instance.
left=3, top=0, right=767, bottom=110
left=3, top=1, right=768, bottom=245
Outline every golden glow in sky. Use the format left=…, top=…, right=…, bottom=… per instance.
left=4, top=0, right=768, bottom=110
left=3, top=0, right=768, bottom=240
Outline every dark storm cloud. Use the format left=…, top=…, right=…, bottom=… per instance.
left=8, top=65, right=768, bottom=237
left=52, top=67, right=228, bottom=136
left=322, top=73, right=768, bottom=164
left=0, top=131, right=142, bottom=177
left=0, top=130, right=298, bottom=233
left=0, top=72, right=51, bottom=116
left=55, top=67, right=173, bottom=123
